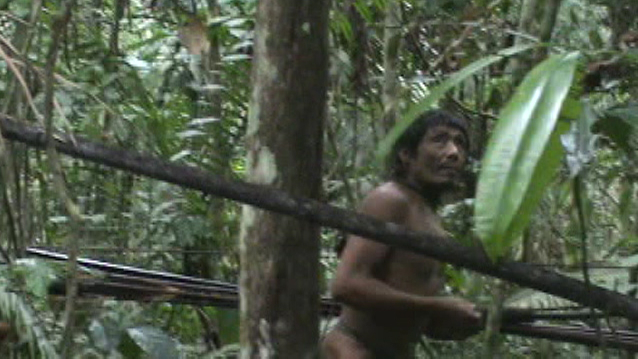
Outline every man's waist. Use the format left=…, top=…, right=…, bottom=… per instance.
left=339, top=308, right=423, bottom=343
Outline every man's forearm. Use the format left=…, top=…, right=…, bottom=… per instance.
left=333, top=276, right=463, bottom=315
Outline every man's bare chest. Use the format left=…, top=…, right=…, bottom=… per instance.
left=383, top=205, right=446, bottom=293
left=381, top=248, right=443, bottom=297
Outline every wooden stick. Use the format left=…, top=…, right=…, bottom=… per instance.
left=35, top=247, right=637, bottom=350
left=5, top=118, right=637, bottom=319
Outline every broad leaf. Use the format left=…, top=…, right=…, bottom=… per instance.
left=376, top=43, right=537, bottom=159
left=0, top=285, right=59, bottom=358
left=474, top=52, right=580, bottom=261
left=559, top=96, right=582, bottom=121
left=119, top=326, right=181, bottom=359
left=12, top=259, right=56, bottom=299
left=594, top=103, right=638, bottom=153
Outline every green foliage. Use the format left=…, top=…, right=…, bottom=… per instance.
left=0, top=284, right=58, bottom=358
left=561, top=100, right=599, bottom=178
left=595, top=103, right=638, bottom=153
left=0, top=0, right=637, bottom=357
left=475, top=52, right=580, bottom=261
left=118, top=326, right=182, bottom=359
left=377, top=43, right=536, bottom=160
left=9, top=259, right=57, bottom=301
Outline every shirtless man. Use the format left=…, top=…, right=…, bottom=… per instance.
left=322, top=110, right=482, bottom=358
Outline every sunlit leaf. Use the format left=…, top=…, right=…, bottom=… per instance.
left=177, top=129, right=205, bottom=139
left=619, top=253, right=638, bottom=268
left=222, top=54, right=251, bottom=62
left=197, top=85, right=226, bottom=93
left=188, top=117, right=221, bottom=126
left=354, top=0, right=374, bottom=22
left=0, top=285, right=59, bottom=358
left=377, top=43, right=537, bottom=160
left=170, top=149, right=192, bottom=162
left=12, top=259, right=56, bottom=299
left=119, top=326, right=181, bottom=359
left=226, top=18, right=250, bottom=28
left=332, top=10, right=354, bottom=43
left=208, top=15, right=235, bottom=27
left=89, top=319, right=122, bottom=353
left=561, top=100, right=598, bottom=177
left=474, top=52, right=580, bottom=261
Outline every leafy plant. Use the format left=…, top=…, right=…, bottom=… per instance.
left=118, top=326, right=182, bottom=359
left=474, top=52, right=580, bottom=260
left=0, top=284, right=58, bottom=359
left=376, top=43, right=537, bottom=160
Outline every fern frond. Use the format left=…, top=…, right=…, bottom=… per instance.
left=0, top=286, right=59, bottom=359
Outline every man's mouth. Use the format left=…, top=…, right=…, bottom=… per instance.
left=437, top=166, right=460, bottom=178
left=439, top=166, right=459, bottom=173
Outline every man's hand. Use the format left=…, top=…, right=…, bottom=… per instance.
left=423, top=297, right=483, bottom=340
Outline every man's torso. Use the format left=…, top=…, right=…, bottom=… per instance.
left=340, top=182, right=447, bottom=347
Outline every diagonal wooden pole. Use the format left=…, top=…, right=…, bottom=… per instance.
left=3, top=116, right=638, bottom=320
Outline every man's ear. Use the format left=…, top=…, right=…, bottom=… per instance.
left=398, top=148, right=413, bottom=164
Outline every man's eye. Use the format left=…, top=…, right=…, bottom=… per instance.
left=433, top=134, right=448, bottom=143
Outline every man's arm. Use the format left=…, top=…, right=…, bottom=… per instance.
left=330, top=187, right=480, bottom=320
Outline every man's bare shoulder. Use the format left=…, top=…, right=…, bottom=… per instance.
left=361, top=181, right=411, bottom=203
left=358, top=182, right=413, bottom=222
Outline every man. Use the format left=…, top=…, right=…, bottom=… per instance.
left=322, top=110, right=482, bottom=359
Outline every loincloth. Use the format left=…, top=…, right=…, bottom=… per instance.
left=334, top=320, right=411, bottom=359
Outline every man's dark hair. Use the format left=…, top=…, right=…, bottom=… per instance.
left=387, top=109, right=469, bottom=179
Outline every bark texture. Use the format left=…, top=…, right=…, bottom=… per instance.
left=382, top=0, right=401, bottom=133
left=239, top=0, right=330, bottom=358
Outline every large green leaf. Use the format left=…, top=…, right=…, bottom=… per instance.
left=474, top=52, right=580, bottom=260
left=594, top=103, right=638, bottom=153
left=376, top=43, right=537, bottom=159
left=118, top=326, right=181, bottom=359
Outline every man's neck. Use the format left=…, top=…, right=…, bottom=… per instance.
left=394, top=178, right=443, bottom=209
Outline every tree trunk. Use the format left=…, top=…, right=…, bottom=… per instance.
left=382, top=0, right=401, bottom=133
left=482, top=280, right=507, bottom=359
left=239, top=0, right=330, bottom=358
left=509, top=0, right=540, bottom=83
left=534, top=0, right=563, bottom=61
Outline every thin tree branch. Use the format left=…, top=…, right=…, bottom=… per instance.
left=573, top=175, right=599, bottom=338
left=42, top=2, right=79, bottom=357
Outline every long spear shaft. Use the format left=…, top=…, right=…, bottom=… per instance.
left=50, top=277, right=638, bottom=352
left=31, top=247, right=638, bottom=351
left=29, top=247, right=611, bottom=321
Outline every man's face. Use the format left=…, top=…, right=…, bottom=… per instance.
left=401, top=125, right=468, bottom=188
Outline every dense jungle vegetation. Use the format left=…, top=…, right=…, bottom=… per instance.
left=0, top=0, right=637, bottom=357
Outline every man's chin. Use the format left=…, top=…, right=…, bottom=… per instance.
left=431, top=177, right=458, bottom=190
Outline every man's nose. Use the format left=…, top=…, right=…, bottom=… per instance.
left=444, top=141, right=461, bottom=161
